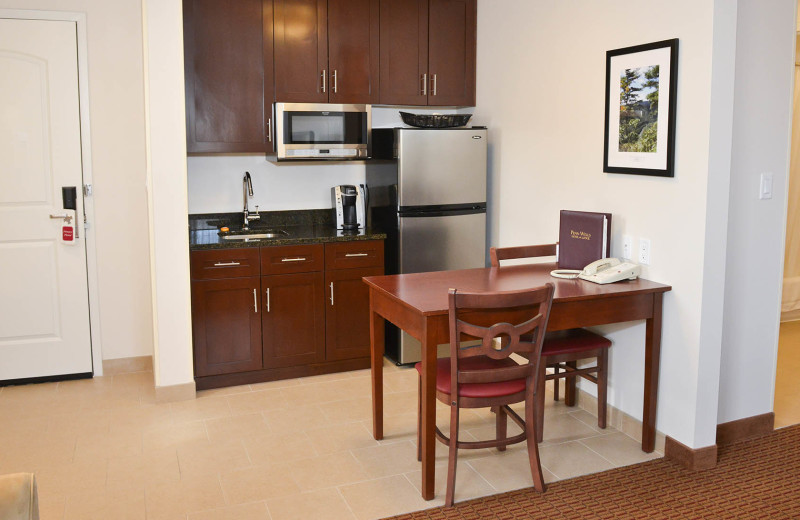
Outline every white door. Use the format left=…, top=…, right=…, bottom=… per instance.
left=0, top=18, right=92, bottom=381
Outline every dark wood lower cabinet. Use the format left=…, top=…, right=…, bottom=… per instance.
left=191, top=277, right=263, bottom=376
left=262, top=271, right=325, bottom=368
left=191, top=240, right=384, bottom=389
left=325, top=266, right=383, bottom=361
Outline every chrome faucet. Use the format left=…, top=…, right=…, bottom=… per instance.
left=242, top=171, right=260, bottom=230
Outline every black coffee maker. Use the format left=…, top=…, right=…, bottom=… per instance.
left=332, top=185, right=366, bottom=230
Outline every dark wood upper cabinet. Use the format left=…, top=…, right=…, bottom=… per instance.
left=273, top=0, right=328, bottom=103
left=274, top=0, right=379, bottom=103
left=327, top=0, right=380, bottom=104
left=379, top=0, right=475, bottom=106
left=183, top=0, right=275, bottom=153
left=379, top=0, right=428, bottom=106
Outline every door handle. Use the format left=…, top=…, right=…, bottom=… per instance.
left=332, top=70, right=338, bottom=93
left=265, top=288, right=270, bottom=312
left=281, top=257, right=306, bottom=262
left=267, top=117, right=272, bottom=143
left=431, top=74, right=437, bottom=96
left=345, top=253, right=368, bottom=257
left=50, top=214, right=73, bottom=224
left=253, top=288, right=258, bottom=313
left=330, top=282, right=334, bottom=305
left=321, top=69, right=327, bottom=93
left=421, top=73, right=427, bottom=96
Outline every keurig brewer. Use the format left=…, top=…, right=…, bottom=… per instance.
left=332, top=185, right=366, bottom=230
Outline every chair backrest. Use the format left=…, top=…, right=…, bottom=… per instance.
left=448, top=284, right=554, bottom=393
left=489, top=244, right=558, bottom=267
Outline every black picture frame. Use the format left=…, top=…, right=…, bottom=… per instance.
left=603, top=39, right=679, bottom=177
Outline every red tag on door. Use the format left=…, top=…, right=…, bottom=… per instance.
left=62, top=226, right=74, bottom=241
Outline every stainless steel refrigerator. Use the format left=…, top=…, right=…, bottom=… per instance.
left=366, top=127, right=488, bottom=364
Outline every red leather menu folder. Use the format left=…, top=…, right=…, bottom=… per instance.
left=557, top=210, right=612, bottom=270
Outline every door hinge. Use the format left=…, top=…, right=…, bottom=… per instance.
left=83, top=184, right=93, bottom=196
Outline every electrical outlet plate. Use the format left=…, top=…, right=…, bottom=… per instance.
left=622, top=235, right=633, bottom=260
left=638, top=238, right=651, bottom=265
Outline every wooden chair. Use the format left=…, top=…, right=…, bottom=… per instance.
left=415, top=284, right=554, bottom=506
left=490, top=245, right=612, bottom=442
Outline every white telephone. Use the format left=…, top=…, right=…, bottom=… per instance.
left=551, top=258, right=642, bottom=284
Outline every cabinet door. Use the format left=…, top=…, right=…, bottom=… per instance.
left=327, top=0, right=380, bottom=104
left=427, top=0, right=476, bottom=106
left=274, top=0, right=328, bottom=102
left=325, top=267, right=383, bottom=361
left=191, top=277, right=262, bottom=376
left=379, top=0, right=428, bottom=106
left=262, top=272, right=325, bottom=368
left=183, top=0, right=272, bottom=152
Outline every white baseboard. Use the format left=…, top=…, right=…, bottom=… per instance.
left=102, top=355, right=153, bottom=375
left=155, top=380, right=196, bottom=402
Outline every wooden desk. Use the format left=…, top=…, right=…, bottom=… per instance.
left=364, top=262, right=671, bottom=501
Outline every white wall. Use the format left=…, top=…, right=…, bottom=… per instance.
left=0, top=0, right=154, bottom=362
left=717, top=0, right=795, bottom=424
left=142, top=0, right=194, bottom=389
left=474, top=0, right=734, bottom=448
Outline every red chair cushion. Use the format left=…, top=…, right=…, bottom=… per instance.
left=542, top=329, right=612, bottom=357
left=415, top=356, right=526, bottom=398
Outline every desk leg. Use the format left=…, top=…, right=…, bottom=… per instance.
left=370, top=290, right=385, bottom=440
left=420, top=322, right=437, bottom=501
left=642, top=292, right=663, bottom=453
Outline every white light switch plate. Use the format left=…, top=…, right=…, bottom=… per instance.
left=759, top=173, right=773, bottom=200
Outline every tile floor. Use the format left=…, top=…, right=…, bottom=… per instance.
left=0, top=360, right=662, bottom=520
left=774, top=320, right=800, bottom=428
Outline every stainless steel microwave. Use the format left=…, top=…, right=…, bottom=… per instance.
left=273, top=102, right=371, bottom=160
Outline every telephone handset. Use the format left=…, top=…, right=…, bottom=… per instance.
left=550, top=258, right=642, bottom=284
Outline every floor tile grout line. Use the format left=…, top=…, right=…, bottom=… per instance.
left=576, top=438, right=620, bottom=468
left=336, top=485, right=360, bottom=520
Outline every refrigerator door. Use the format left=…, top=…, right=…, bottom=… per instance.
left=396, top=210, right=486, bottom=363
left=396, top=128, right=487, bottom=208
left=398, top=211, right=486, bottom=277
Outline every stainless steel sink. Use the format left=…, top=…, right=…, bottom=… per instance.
left=221, top=229, right=288, bottom=241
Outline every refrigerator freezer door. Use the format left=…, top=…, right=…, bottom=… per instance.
left=398, top=211, right=486, bottom=276
left=396, top=128, right=487, bottom=208
left=396, top=211, right=486, bottom=364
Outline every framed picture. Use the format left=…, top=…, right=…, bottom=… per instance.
left=603, top=39, right=679, bottom=177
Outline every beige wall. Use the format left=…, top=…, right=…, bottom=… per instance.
left=474, top=0, right=736, bottom=448
left=0, top=0, right=154, bottom=361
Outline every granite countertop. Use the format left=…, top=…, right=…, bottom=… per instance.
left=189, top=210, right=387, bottom=251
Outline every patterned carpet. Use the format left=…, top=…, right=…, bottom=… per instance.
left=386, top=425, right=800, bottom=519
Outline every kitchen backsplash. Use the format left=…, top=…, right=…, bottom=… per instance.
left=187, top=107, right=474, bottom=214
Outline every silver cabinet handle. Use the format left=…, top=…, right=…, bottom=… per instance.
left=332, top=70, right=338, bottom=93
left=265, top=288, right=270, bottom=312
left=431, top=74, right=437, bottom=96
left=321, top=69, right=327, bottom=93
left=345, top=253, right=368, bottom=257
left=330, top=282, right=334, bottom=305
left=267, top=117, right=272, bottom=142
left=214, top=261, right=240, bottom=267
left=281, top=257, right=306, bottom=262
left=421, top=73, right=427, bottom=96
left=253, top=288, right=258, bottom=313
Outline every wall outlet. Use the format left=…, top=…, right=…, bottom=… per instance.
left=638, top=238, right=651, bottom=265
left=622, top=235, right=633, bottom=260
